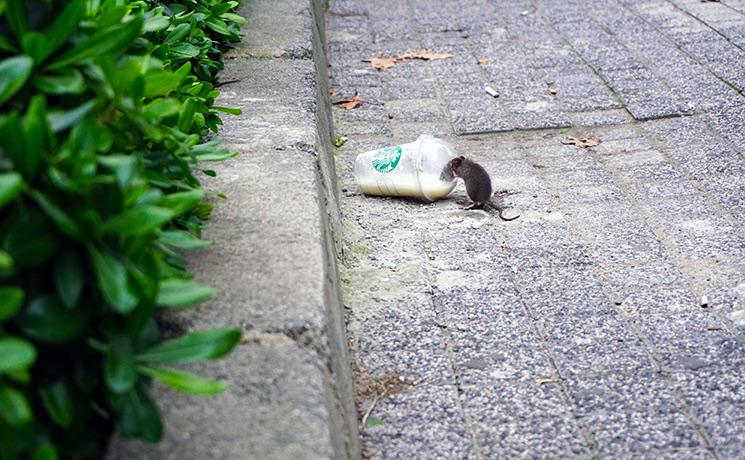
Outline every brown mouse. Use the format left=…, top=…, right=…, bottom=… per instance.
left=440, top=156, right=519, bottom=221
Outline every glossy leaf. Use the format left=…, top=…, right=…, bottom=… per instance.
left=0, top=385, right=32, bottom=425
left=17, top=295, right=88, bottom=343
left=159, top=230, right=211, bottom=250
left=136, top=328, right=240, bottom=364
left=119, top=386, right=162, bottom=442
left=34, top=71, right=86, bottom=95
left=155, top=279, right=214, bottom=307
left=0, top=172, right=24, bottom=208
left=105, top=336, right=136, bottom=394
left=40, top=381, right=73, bottom=428
left=139, top=366, right=227, bottom=395
left=32, top=444, right=58, bottom=460
left=158, top=190, right=205, bottom=215
left=0, top=337, right=36, bottom=373
left=54, top=249, right=83, bottom=309
left=46, top=0, right=86, bottom=58
left=89, top=247, right=138, bottom=313
left=4, top=0, right=28, bottom=39
left=103, top=206, right=176, bottom=236
left=0, top=286, right=24, bottom=321
left=48, top=16, right=145, bottom=70
left=0, top=55, right=33, bottom=105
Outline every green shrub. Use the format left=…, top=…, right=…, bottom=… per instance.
left=0, top=1, right=245, bottom=458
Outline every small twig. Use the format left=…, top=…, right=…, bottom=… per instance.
left=360, top=393, right=382, bottom=428
left=214, top=79, right=240, bottom=88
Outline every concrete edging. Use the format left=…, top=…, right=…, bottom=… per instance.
left=107, top=0, right=358, bottom=458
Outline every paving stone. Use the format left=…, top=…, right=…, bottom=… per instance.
left=361, top=384, right=476, bottom=460
left=465, top=382, right=590, bottom=458
left=570, top=109, right=633, bottom=127
left=566, top=370, right=704, bottom=454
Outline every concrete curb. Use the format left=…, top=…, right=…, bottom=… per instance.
left=107, top=0, right=359, bottom=458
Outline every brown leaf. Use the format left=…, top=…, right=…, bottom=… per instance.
left=369, top=57, right=398, bottom=70
left=333, top=91, right=363, bottom=110
left=398, top=50, right=454, bottom=61
left=478, top=58, right=494, bottom=64
left=547, top=86, right=558, bottom=95
left=561, top=136, right=601, bottom=148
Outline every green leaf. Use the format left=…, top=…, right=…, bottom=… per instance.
left=143, top=70, right=183, bottom=97
left=29, top=191, right=81, bottom=240
left=170, top=43, right=200, bottom=59
left=155, top=279, right=214, bottom=307
left=54, top=249, right=83, bottom=309
left=177, top=98, right=197, bottom=132
left=0, top=251, right=12, bottom=271
left=48, top=16, right=144, bottom=70
left=34, top=70, right=85, bottom=95
left=119, top=386, right=162, bottom=442
left=32, top=444, right=58, bottom=460
left=21, top=95, right=48, bottom=177
left=158, top=190, right=205, bottom=215
left=17, top=295, right=88, bottom=343
left=2, top=209, right=59, bottom=269
left=46, top=0, right=86, bottom=58
left=103, top=206, right=176, bottom=236
left=105, top=336, right=136, bottom=394
left=0, top=337, right=35, bottom=373
left=4, top=0, right=28, bottom=40
left=0, top=55, right=33, bottom=105
left=366, top=417, right=383, bottom=427
left=164, top=23, right=190, bottom=44
left=136, top=328, right=241, bottom=364
left=40, top=381, right=73, bottom=428
left=0, top=286, right=24, bottom=321
left=21, top=32, right=49, bottom=64
left=138, top=366, right=227, bottom=395
left=205, top=18, right=231, bottom=36
left=88, top=247, right=138, bottom=313
left=0, top=385, right=32, bottom=425
left=0, top=172, right=24, bottom=208
left=159, top=230, right=211, bottom=250
left=212, top=106, right=241, bottom=115
left=99, top=154, right=136, bottom=189
left=49, top=100, right=95, bottom=132
left=143, top=98, right=181, bottom=121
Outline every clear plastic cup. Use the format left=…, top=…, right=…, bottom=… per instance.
left=353, top=135, right=457, bottom=202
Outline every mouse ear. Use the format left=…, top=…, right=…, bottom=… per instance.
left=458, top=155, right=465, bottom=160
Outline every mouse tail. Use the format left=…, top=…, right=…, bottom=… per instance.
left=486, top=200, right=520, bottom=221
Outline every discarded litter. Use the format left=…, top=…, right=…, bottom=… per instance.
left=561, top=135, right=601, bottom=148
left=485, top=85, right=499, bottom=98
left=354, top=135, right=458, bottom=201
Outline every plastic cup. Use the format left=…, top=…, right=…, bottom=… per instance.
left=353, top=135, right=457, bottom=202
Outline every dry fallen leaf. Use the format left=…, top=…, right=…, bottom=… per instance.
left=561, top=136, right=601, bottom=148
left=478, top=58, right=494, bottom=64
left=399, top=50, right=455, bottom=61
left=547, top=86, right=558, bottom=95
left=333, top=91, right=363, bottom=110
left=369, top=57, right=398, bottom=70
left=535, top=377, right=559, bottom=385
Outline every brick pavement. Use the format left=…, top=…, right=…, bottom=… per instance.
left=327, top=0, right=745, bottom=458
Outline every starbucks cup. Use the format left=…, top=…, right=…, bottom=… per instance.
left=353, top=135, right=457, bottom=202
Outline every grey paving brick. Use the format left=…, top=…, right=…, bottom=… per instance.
left=566, top=370, right=704, bottom=454
left=361, top=383, right=476, bottom=460
left=465, top=382, right=590, bottom=458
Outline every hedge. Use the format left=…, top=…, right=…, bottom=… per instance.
left=0, top=1, right=244, bottom=458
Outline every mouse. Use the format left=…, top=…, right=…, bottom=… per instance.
left=440, top=156, right=519, bottom=221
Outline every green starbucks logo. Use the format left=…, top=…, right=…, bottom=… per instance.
left=371, top=146, right=402, bottom=173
